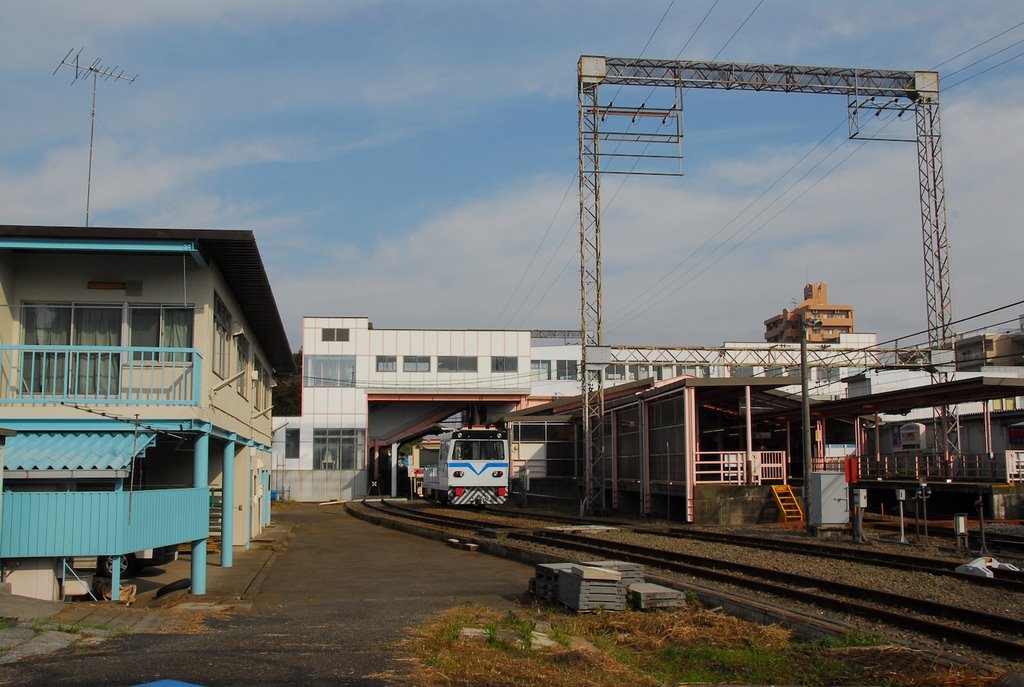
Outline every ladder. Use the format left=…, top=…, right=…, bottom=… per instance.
left=771, top=485, right=804, bottom=523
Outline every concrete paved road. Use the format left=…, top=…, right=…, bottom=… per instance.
left=0, top=504, right=534, bottom=687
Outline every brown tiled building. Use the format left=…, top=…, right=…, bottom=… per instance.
left=764, top=282, right=855, bottom=343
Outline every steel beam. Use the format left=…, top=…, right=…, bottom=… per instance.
left=578, top=55, right=954, bottom=509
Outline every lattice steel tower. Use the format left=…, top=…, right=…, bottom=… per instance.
left=577, top=56, right=955, bottom=514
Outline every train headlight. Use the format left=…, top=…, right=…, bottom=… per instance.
left=491, top=470, right=504, bottom=478
left=452, top=470, right=464, bottom=478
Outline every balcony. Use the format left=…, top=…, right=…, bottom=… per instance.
left=0, top=345, right=202, bottom=406
left=0, top=487, right=209, bottom=558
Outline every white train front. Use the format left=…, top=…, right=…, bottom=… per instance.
left=421, top=428, right=510, bottom=505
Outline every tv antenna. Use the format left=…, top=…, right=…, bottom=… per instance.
left=53, top=48, right=137, bottom=227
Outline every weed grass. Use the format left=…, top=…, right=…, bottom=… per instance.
left=404, top=601, right=996, bottom=687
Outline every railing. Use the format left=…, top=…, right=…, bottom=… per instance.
left=856, top=452, right=1023, bottom=483
left=0, top=345, right=201, bottom=405
left=694, top=451, right=787, bottom=485
left=0, top=487, right=209, bottom=558
left=1009, top=451, right=1024, bottom=482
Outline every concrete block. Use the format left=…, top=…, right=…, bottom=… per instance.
left=569, top=565, right=621, bottom=581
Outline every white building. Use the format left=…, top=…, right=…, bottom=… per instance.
left=272, top=317, right=884, bottom=502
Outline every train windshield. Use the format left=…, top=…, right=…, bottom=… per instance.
left=452, top=440, right=505, bottom=461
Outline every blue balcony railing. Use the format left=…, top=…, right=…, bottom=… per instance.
left=0, top=345, right=202, bottom=405
left=0, top=487, right=209, bottom=558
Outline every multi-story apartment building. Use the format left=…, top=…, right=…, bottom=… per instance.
left=764, top=282, right=855, bottom=344
left=956, top=326, right=1024, bottom=371
left=0, top=225, right=294, bottom=600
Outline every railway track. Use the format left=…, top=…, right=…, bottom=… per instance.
left=484, top=503, right=1024, bottom=589
left=649, top=526, right=1024, bottom=589
left=359, top=499, right=1024, bottom=662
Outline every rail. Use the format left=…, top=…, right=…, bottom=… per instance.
left=0, top=345, right=201, bottom=405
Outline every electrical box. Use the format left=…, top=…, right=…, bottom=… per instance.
left=809, top=471, right=848, bottom=526
left=895, top=488, right=906, bottom=501
left=954, top=513, right=968, bottom=535
left=852, top=489, right=867, bottom=508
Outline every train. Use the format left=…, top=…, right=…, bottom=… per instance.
left=420, top=427, right=510, bottom=506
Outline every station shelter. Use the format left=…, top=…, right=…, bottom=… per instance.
left=761, top=375, right=1024, bottom=520
left=504, top=375, right=807, bottom=524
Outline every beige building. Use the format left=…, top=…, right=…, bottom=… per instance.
left=764, top=282, right=855, bottom=344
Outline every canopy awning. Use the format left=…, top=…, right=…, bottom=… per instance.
left=3, top=431, right=157, bottom=471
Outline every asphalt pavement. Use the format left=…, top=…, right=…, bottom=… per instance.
left=0, top=502, right=534, bottom=686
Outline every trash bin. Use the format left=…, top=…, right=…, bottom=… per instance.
left=270, top=489, right=278, bottom=502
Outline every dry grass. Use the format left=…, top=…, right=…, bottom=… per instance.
left=402, top=601, right=999, bottom=687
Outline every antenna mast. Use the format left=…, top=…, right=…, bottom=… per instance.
left=53, top=48, right=137, bottom=227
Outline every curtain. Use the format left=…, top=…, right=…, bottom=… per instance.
left=22, top=305, right=71, bottom=394
left=73, top=307, right=121, bottom=396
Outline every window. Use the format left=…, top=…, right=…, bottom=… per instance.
left=491, top=356, right=518, bottom=373
left=235, top=335, right=250, bottom=398
left=628, top=364, right=650, bottom=380
left=285, top=428, right=300, bottom=459
left=213, top=294, right=232, bottom=377
left=22, top=303, right=120, bottom=397
left=556, top=360, right=578, bottom=381
left=254, top=360, right=270, bottom=409
left=604, top=364, right=625, bottom=381
left=530, top=360, right=551, bottom=381
left=312, top=428, right=364, bottom=470
left=376, top=356, right=397, bottom=372
left=304, top=355, right=356, bottom=387
left=130, top=306, right=193, bottom=361
left=403, top=355, right=431, bottom=372
left=438, top=356, right=478, bottom=372
left=321, top=328, right=349, bottom=342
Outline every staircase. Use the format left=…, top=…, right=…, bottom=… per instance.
left=208, top=487, right=223, bottom=553
left=771, top=485, right=804, bottom=523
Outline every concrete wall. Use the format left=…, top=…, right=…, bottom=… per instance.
left=992, top=485, right=1024, bottom=519
left=691, top=485, right=780, bottom=525
left=273, top=468, right=368, bottom=503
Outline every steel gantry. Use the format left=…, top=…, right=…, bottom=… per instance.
left=577, top=56, right=955, bottom=513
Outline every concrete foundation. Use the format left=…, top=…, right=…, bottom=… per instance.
left=690, top=485, right=780, bottom=526
left=992, top=485, right=1024, bottom=519
left=272, top=469, right=369, bottom=503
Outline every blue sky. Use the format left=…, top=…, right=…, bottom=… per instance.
left=2, top=1, right=1023, bottom=351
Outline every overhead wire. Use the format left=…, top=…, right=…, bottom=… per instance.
left=510, top=0, right=726, bottom=328
left=604, top=20, right=1024, bottom=337
left=303, top=299, right=1024, bottom=391
left=496, top=0, right=680, bottom=329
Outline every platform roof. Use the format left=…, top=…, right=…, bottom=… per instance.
left=766, top=375, right=1024, bottom=423
left=504, top=375, right=803, bottom=422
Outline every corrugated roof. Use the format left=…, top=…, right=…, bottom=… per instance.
left=3, top=431, right=157, bottom=471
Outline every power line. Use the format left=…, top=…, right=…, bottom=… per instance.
left=497, top=0, right=681, bottom=330
left=605, top=23, right=1024, bottom=337
left=711, top=0, right=763, bottom=61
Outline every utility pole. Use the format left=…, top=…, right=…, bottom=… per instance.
left=54, top=48, right=137, bottom=227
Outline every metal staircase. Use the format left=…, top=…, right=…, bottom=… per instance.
left=771, top=485, right=804, bottom=523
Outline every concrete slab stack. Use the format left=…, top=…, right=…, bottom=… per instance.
left=556, top=565, right=626, bottom=612
left=583, top=560, right=645, bottom=586
left=529, top=562, right=576, bottom=603
left=627, top=582, right=683, bottom=610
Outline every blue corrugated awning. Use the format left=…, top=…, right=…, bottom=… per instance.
left=3, top=431, right=157, bottom=471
